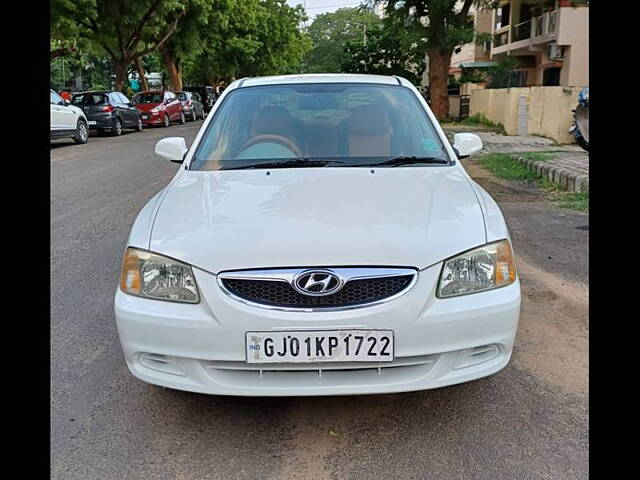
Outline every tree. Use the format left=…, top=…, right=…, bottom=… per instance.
left=52, top=0, right=188, bottom=91
left=303, top=7, right=381, bottom=73
left=386, top=0, right=494, bottom=120
left=183, top=0, right=310, bottom=86
left=341, top=17, right=427, bottom=85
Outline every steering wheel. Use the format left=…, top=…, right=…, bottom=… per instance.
left=240, top=134, right=302, bottom=158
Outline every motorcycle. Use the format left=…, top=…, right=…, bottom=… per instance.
left=569, top=87, right=589, bottom=152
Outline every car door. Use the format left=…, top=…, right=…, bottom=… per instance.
left=118, top=92, right=138, bottom=126
left=50, top=90, right=63, bottom=131
left=51, top=90, right=76, bottom=130
left=167, top=92, right=180, bottom=119
left=108, top=93, right=125, bottom=126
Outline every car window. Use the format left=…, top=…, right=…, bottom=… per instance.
left=73, top=93, right=109, bottom=105
left=133, top=93, right=163, bottom=104
left=117, top=93, right=129, bottom=104
left=177, top=92, right=188, bottom=101
left=109, top=93, right=120, bottom=104
left=51, top=90, right=63, bottom=105
left=191, top=83, right=447, bottom=171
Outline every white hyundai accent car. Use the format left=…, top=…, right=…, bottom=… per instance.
left=115, top=74, right=520, bottom=396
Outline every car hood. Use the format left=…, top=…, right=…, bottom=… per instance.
left=149, top=167, right=486, bottom=273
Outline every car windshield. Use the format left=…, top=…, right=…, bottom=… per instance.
left=190, top=83, right=449, bottom=171
left=72, top=93, right=108, bottom=105
left=133, top=93, right=163, bottom=104
left=177, top=92, right=188, bottom=101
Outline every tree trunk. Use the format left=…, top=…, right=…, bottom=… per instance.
left=160, top=45, right=182, bottom=91
left=114, top=60, right=129, bottom=92
left=427, top=47, right=452, bottom=121
left=134, top=58, right=149, bottom=91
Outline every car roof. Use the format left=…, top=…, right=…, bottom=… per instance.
left=239, top=73, right=411, bottom=88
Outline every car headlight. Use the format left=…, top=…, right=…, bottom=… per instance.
left=119, top=247, right=200, bottom=303
left=150, top=108, right=160, bottom=113
left=437, top=240, right=516, bottom=298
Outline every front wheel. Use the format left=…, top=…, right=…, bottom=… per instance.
left=135, top=117, right=143, bottom=132
left=74, top=120, right=88, bottom=144
left=575, top=134, right=589, bottom=152
left=163, top=114, right=170, bottom=127
left=179, top=111, right=186, bottom=124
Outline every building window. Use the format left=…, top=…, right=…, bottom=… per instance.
left=495, top=4, right=511, bottom=29
left=543, top=67, right=561, bottom=86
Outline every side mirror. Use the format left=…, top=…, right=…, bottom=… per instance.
left=155, top=137, right=188, bottom=163
left=452, top=132, right=483, bottom=158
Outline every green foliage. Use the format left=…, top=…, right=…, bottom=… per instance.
left=479, top=153, right=541, bottom=181
left=458, top=69, right=485, bottom=84
left=340, top=16, right=427, bottom=85
left=385, top=1, right=492, bottom=52
left=303, top=8, right=381, bottom=73
left=487, top=56, right=521, bottom=88
left=184, top=0, right=310, bottom=85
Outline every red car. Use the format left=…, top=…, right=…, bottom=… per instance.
left=132, top=90, right=185, bottom=127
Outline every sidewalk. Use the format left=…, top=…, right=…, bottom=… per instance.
left=444, top=126, right=589, bottom=193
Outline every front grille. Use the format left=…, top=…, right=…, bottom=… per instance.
left=221, top=274, right=414, bottom=309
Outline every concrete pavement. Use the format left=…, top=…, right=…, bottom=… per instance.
left=51, top=122, right=588, bottom=479
left=445, top=125, right=589, bottom=192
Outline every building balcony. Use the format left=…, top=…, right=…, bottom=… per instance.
left=492, top=9, right=558, bottom=55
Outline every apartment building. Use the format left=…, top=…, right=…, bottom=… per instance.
left=450, top=6, right=494, bottom=81
left=490, top=0, right=588, bottom=87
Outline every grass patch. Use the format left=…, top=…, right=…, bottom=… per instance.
left=479, top=153, right=540, bottom=181
left=518, top=151, right=555, bottom=163
left=460, top=113, right=506, bottom=134
left=479, top=153, right=589, bottom=212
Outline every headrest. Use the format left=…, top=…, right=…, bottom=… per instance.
left=251, top=106, right=295, bottom=136
left=347, top=104, right=391, bottom=135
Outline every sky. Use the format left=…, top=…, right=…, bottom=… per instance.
left=286, top=0, right=369, bottom=24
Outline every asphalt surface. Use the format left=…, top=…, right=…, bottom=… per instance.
left=51, top=122, right=588, bottom=479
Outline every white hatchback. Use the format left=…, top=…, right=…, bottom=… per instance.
left=50, top=89, right=89, bottom=144
left=115, top=74, right=520, bottom=396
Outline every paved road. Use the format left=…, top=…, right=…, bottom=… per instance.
left=51, top=122, right=588, bottom=479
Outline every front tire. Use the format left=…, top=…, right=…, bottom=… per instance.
left=135, top=117, right=143, bottom=132
left=163, top=114, right=170, bottom=127
left=74, top=120, right=88, bottom=144
left=111, top=118, right=122, bottom=136
left=179, top=111, right=186, bottom=124
left=575, top=134, right=589, bottom=152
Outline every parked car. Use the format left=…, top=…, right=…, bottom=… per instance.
left=176, top=91, right=205, bottom=121
left=132, top=90, right=185, bottom=127
left=115, top=74, right=520, bottom=397
left=50, top=89, right=89, bottom=144
left=182, top=86, right=216, bottom=113
left=72, top=91, right=143, bottom=136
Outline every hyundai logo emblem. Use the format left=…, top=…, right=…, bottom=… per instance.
left=293, top=270, right=343, bottom=296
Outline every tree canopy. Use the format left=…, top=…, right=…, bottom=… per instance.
left=303, top=8, right=381, bottom=73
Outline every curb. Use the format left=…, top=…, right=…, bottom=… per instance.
left=513, top=155, right=589, bottom=193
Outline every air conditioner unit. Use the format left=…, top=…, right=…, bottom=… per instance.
left=547, top=43, right=565, bottom=61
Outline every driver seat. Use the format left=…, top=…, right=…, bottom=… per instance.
left=250, top=106, right=300, bottom=147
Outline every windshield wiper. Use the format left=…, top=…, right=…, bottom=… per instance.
left=370, top=156, right=451, bottom=167
left=220, top=158, right=345, bottom=170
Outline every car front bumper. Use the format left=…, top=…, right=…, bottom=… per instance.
left=140, top=112, right=164, bottom=125
left=114, top=263, right=521, bottom=396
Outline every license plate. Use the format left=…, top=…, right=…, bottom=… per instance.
left=245, top=329, right=394, bottom=363
left=87, top=120, right=96, bottom=125
left=142, top=115, right=148, bottom=119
